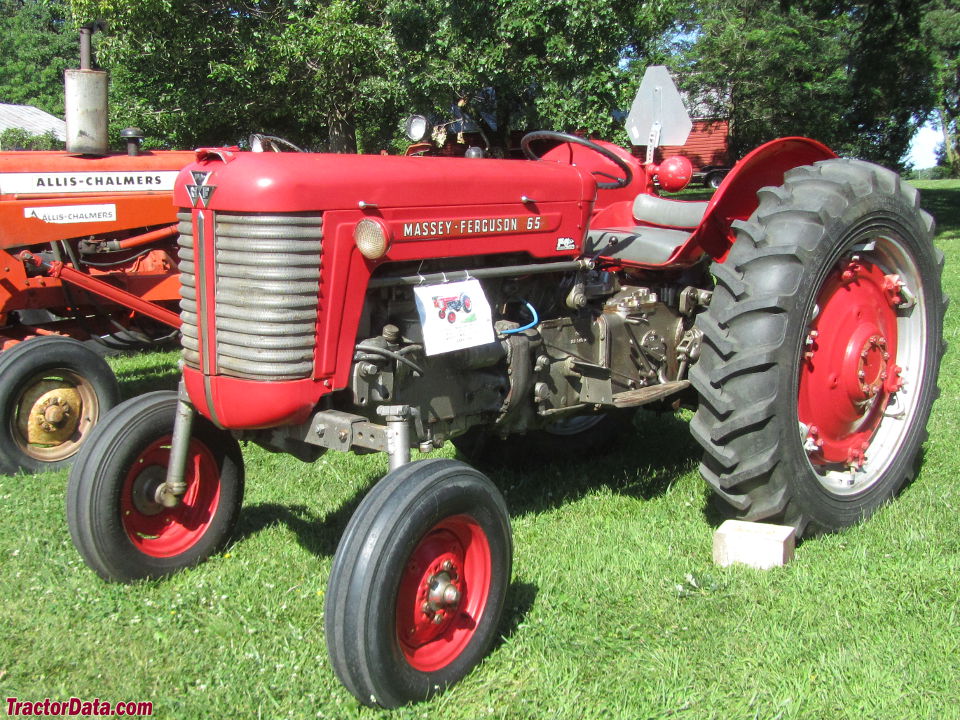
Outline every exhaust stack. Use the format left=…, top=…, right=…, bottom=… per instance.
left=64, top=22, right=108, bottom=155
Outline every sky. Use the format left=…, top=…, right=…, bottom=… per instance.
left=908, top=123, right=941, bottom=169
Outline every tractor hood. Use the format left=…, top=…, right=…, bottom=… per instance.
left=174, top=150, right=594, bottom=213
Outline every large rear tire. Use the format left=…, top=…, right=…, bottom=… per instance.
left=0, top=336, right=120, bottom=475
left=325, top=458, right=512, bottom=708
left=66, top=391, right=244, bottom=581
left=690, top=159, right=945, bottom=536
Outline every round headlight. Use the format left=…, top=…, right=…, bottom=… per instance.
left=354, top=218, right=391, bottom=259
left=404, top=114, right=430, bottom=142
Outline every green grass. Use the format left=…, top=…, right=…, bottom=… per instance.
left=2, top=181, right=960, bottom=719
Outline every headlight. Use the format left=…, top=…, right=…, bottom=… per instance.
left=404, top=114, right=430, bottom=142
left=354, top=218, right=391, bottom=259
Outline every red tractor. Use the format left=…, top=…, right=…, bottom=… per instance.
left=434, top=292, right=472, bottom=322
left=66, top=68, right=944, bottom=708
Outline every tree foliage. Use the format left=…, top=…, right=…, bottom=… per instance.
left=924, top=0, right=960, bottom=176
left=70, top=0, right=684, bottom=152
left=0, top=0, right=75, bottom=116
left=676, top=0, right=935, bottom=168
left=53, top=0, right=951, bottom=167
left=0, top=127, right=64, bottom=150
left=388, top=0, right=684, bottom=153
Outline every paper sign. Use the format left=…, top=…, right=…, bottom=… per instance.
left=413, top=279, right=494, bottom=356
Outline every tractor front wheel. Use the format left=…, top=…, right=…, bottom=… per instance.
left=325, top=458, right=512, bottom=708
left=690, top=158, right=945, bottom=536
left=66, top=391, right=244, bottom=581
left=0, top=336, right=120, bottom=475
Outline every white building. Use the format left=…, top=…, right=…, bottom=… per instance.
left=0, top=104, right=67, bottom=141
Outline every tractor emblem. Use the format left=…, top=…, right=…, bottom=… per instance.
left=186, top=171, right=215, bottom=208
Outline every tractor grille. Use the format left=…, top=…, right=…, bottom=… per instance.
left=177, top=210, right=322, bottom=381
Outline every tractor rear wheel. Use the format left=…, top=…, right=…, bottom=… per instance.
left=0, top=336, right=120, bottom=475
left=690, top=158, right=945, bottom=536
left=325, top=458, right=511, bottom=708
left=66, top=391, right=244, bottom=581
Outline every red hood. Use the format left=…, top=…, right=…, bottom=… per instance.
left=174, top=150, right=595, bottom=212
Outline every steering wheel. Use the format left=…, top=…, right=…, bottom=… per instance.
left=520, top=130, right=633, bottom=190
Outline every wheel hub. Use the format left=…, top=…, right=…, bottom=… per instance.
left=120, top=436, right=222, bottom=557
left=19, top=382, right=82, bottom=446
left=799, top=258, right=902, bottom=466
left=406, top=547, right=464, bottom=643
left=130, top=466, right=167, bottom=517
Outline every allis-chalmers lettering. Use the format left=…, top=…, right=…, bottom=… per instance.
left=0, top=171, right=177, bottom=195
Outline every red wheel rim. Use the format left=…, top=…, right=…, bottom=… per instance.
left=395, top=515, right=492, bottom=672
left=798, top=258, right=900, bottom=466
left=120, top=435, right=221, bottom=558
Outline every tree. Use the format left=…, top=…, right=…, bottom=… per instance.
left=0, top=0, right=76, bottom=116
left=841, top=1, right=935, bottom=168
left=924, top=0, right=960, bottom=176
left=72, top=0, right=685, bottom=153
left=70, top=1, right=303, bottom=149
left=675, top=1, right=851, bottom=159
left=677, top=0, right=936, bottom=168
left=387, top=0, right=685, bottom=153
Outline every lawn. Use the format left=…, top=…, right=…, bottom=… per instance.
left=1, top=180, right=958, bottom=720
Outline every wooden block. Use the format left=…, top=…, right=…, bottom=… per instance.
left=713, top=519, right=796, bottom=570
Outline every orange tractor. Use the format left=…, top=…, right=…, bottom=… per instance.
left=0, top=148, right=190, bottom=475
left=0, top=25, right=190, bottom=475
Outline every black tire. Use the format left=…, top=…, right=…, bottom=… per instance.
left=452, top=410, right=634, bottom=467
left=325, top=458, right=512, bottom=708
left=690, top=158, right=945, bottom=536
left=705, top=170, right=726, bottom=189
left=66, top=391, right=244, bottom=581
left=0, top=336, right=120, bottom=475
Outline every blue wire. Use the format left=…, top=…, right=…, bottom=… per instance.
left=500, top=301, right=539, bottom=334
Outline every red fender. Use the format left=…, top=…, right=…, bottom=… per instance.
left=681, top=137, right=837, bottom=263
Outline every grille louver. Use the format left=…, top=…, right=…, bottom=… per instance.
left=178, top=210, right=322, bottom=381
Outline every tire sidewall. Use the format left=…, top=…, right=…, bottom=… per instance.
left=332, top=461, right=512, bottom=707
left=0, top=336, right=119, bottom=474
left=68, top=392, right=243, bottom=580
left=769, top=192, right=942, bottom=529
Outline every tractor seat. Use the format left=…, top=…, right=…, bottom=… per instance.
left=586, top=195, right=708, bottom=266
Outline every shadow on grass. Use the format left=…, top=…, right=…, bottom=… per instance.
left=230, top=409, right=700, bottom=559
left=494, top=580, right=538, bottom=652
left=919, top=185, right=960, bottom=231
left=233, top=471, right=381, bottom=558
left=465, top=408, right=701, bottom=519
